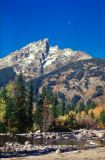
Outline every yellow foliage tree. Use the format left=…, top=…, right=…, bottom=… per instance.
left=92, top=105, right=105, bottom=119
left=0, top=99, right=6, bottom=122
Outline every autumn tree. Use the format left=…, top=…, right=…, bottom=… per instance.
left=64, top=112, right=78, bottom=130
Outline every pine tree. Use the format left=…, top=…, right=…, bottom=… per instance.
left=51, top=95, right=59, bottom=119
left=61, top=101, right=66, bottom=116
left=35, top=94, right=44, bottom=132
left=27, top=80, right=34, bottom=130
left=90, top=111, right=95, bottom=119
left=5, top=97, right=14, bottom=132
left=13, top=73, right=27, bottom=133
left=99, top=110, right=105, bottom=126
left=35, top=87, right=52, bottom=132
left=79, top=102, right=85, bottom=113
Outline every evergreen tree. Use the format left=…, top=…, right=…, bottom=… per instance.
left=5, top=97, right=14, bottom=132
left=61, top=101, right=66, bottom=116
left=99, top=110, right=105, bottom=126
left=27, top=80, right=34, bottom=130
left=13, top=73, right=27, bottom=133
left=78, top=102, right=85, bottom=113
left=90, top=111, right=95, bottom=119
left=35, top=87, right=52, bottom=132
left=51, top=95, right=59, bottom=119
left=35, top=94, right=44, bottom=132
left=46, top=89, right=54, bottom=103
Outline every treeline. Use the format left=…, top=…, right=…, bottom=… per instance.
left=0, top=73, right=105, bottom=133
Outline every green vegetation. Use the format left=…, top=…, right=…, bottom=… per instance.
left=0, top=73, right=105, bottom=133
left=99, top=110, right=105, bottom=126
left=0, top=73, right=34, bottom=133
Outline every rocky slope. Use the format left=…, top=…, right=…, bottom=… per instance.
left=33, top=58, right=105, bottom=105
left=0, top=38, right=105, bottom=106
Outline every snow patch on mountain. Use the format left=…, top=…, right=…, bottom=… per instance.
left=0, top=38, right=92, bottom=77
left=62, top=48, right=76, bottom=57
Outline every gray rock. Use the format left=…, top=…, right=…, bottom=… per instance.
left=56, top=149, right=61, bottom=154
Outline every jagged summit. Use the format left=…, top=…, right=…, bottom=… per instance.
left=0, top=38, right=92, bottom=78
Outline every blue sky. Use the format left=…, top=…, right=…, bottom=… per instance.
left=0, top=0, right=105, bottom=58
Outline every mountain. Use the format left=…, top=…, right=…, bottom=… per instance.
left=0, top=38, right=91, bottom=78
left=0, top=38, right=105, bottom=106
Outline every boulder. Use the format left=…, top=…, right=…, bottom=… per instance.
left=98, top=133, right=105, bottom=138
left=56, top=149, right=61, bottom=154
left=24, top=141, right=30, bottom=146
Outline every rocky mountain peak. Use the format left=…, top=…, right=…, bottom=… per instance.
left=0, top=38, right=92, bottom=78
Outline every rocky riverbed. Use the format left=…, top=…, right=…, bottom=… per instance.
left=0, top=129, right=105, bottom=158
left=2, top=147, right=105, bottom=160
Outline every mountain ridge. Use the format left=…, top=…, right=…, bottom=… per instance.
left=0, top=38, right=105, bottom=106
left=0, top=38, right=92, bottom=78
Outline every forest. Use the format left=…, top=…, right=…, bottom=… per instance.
left=0, top=73, right=105, bottom=134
